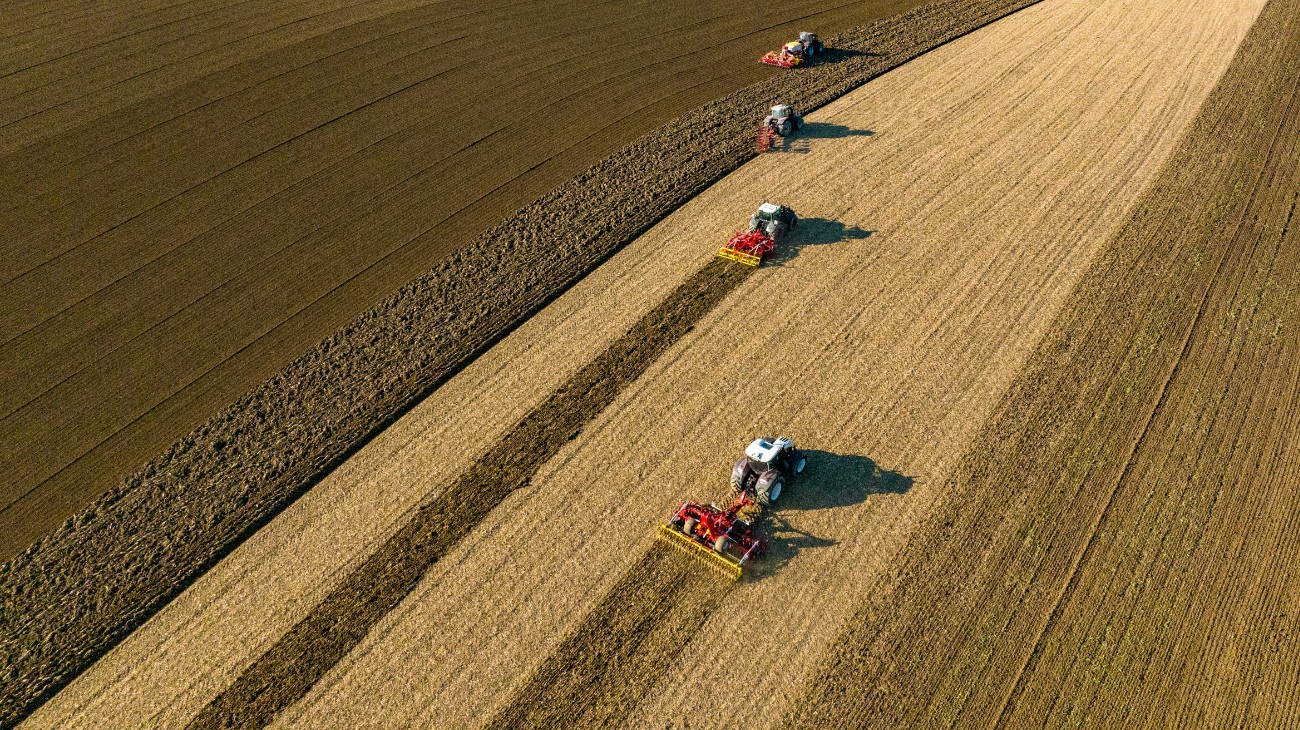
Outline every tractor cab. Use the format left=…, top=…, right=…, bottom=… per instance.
left=744, top=438, right=784, bottom=472
left=754, top=202, right=797, bottom=226
left=770, top=105, right=792, bottom=121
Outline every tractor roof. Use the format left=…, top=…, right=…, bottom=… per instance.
left=758, top=202, right=782, bottom=214
left=745, top=438, right=781, bottom=463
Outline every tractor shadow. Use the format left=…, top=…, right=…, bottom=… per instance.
left=747, top=451, right=914, bottom=582
left=774, top=123, right=874, bottom=154
left=766, top=218, right=874, bottom=265
left=808, top=47, right=881, bottom=65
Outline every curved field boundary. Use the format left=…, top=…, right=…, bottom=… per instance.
left=0, top=0, right=930, bottom=561
left=0, top=0, right=1042, bottom=725
left=780, top=0, right=1300, bottom=724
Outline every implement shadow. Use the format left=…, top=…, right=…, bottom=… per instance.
left=749, top=450, right=913, bottom=581
left=768, top=218, right=874, bottom=265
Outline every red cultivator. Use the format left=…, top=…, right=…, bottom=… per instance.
left=757, top=124, right=779, bottom=153
left=718, top=230, right=776, bottom=266
left=760, top=48, right=802, bottom=68
left=657, top=493, right=767, bottom=581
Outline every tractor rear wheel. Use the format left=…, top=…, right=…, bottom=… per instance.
left=780, top=120, right=793, bottom=136
left=760, top=476, right=784, bottom=505
left=683, top=517, right=697, bottom=536
left=730, top=471, right=745, bottom=494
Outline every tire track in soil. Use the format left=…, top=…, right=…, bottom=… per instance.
left=0, top=1, right=1042, bottom=725
left=484, top=543, right=736, bottom=730
left=779, top=0, right=1300, bottom=724
left=185, top=258, right=752, bottom=730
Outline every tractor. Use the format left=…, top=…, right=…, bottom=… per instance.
left=730, top=436, right=807, bottom=505
left=761, top=32, right=825, bottom=68
left=758, top=104, right=804, bottom=152
left=717, top=202, right=799, bottom=265
left=655, top=437, right=807, bottom=580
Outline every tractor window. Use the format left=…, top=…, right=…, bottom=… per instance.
left=748, top=456, right=769, bottom=473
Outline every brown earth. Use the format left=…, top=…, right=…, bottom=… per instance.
left=782, top=0, right=1300, bottom=725
left=0, top=1, right=1046, bottom=726
left=0, top=0, right=936, bottom=558
left=485, top=542, right=735, bottom=730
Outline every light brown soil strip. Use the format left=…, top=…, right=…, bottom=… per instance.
left=485, top=543, right=735, bottom=730
left=0, top=0, right=1040, bottom=725
left=779, top=0, right=1300, bottom=725
left=184, top=258, right=751, bottom=730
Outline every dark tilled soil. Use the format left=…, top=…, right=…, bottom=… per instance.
left=0, top=0, right=1041, bottom=725
left=485, top=542, right=735, bottom=730
left=0, top=0, right=932, bottom=562
left=780, top=0, right=1300, bottom=725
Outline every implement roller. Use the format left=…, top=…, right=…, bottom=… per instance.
left=657, top=494, right=766, bottom=581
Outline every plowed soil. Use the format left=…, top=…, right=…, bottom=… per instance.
left=2, top=1, right=1043, bottom=724
left=15, top=0, right=1265, bottom=727
left=1, top=0, right=933, bottom=556
left=785, top=0, right=1300, bottom=725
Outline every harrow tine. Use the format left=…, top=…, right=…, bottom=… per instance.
left=655, top=525, right=743, bottom=581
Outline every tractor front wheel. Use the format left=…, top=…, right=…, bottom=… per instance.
left=795, top=455, right=807, bottom=474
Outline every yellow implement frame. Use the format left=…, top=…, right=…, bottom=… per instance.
left=655, top=524, right=743, bottom=581
left=716, top=247, right=762, bottom=266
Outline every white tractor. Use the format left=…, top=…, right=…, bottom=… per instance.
left=730, top=437, right=807, bottom=505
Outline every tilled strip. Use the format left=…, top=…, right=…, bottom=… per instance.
left=0, top=0, right=1043, bottom=725
left=485, top=542, right=735, bottom=730
left=186, top=258, right=752, bottom=730
left=778, top=0, right=1300, bottom=724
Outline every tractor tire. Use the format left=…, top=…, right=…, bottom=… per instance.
left=683, top=517, right=697, bottom=536
left=731, top=471, right=745, bottom=494
left=759, top=476, right=784, bottom=506
left=793, top=115, right=803, bottom=131
left=714, top=536, right=731, bottom=553
left=795, top=455, right=807, bottom=475
left=779, top=120, right=793, bottom=136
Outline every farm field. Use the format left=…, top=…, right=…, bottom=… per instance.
left=12, top=0, right=1275, bottom=727
left=787, top=0, right=1300, bottom=724
left=0, top=0, right=930, bottom=558
left=2, top=1, right=1048, bottom=723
